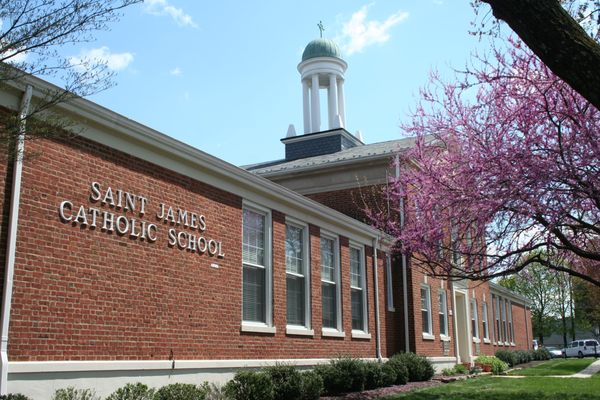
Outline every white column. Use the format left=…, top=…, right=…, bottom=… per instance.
left=328, top=74, right=339, bottom=129
left=302, top=79, right=311, bottom=133
left=338, top=78, right=346, bottom=128
left=310, top=74, right=320, bottom=132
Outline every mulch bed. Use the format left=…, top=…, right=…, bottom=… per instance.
left=320, top=381, right=443, bottom=399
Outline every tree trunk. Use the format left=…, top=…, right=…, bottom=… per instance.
left=482, top=0, right=600, bottom=111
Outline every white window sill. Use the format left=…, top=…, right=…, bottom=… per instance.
left=241, top=322, right=276, bottom=334
left=422, top=333, right=435, bottom=341
left=504, top=342, right=511, bottom=346
left=286, top=326, right=314, bottom=337
left=472, top=338, right=481, bottom=344
left=322, top=329, right=345, bottom=338
left=440, top=335, right=451, bottom=342
left=352, top=330, right=372, bottom=340
left=510, top=342, right=516, bottom=347
left=483, top=338, right=491, bottom=344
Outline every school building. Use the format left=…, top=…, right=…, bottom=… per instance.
left=0, top=37, right=532, bottom=398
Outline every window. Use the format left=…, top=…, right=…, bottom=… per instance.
left=242, top=206, right=271, bottom=326
left=482, top=302, right=490, bottom=340
left=421, top=285, right=432, bottom=335
left=350, top=245, right=367, bottom=332
left=494, top=295, right=501, bottom=342
left=386, top=254, right=395, bottom=311
left=438, top=290, right=448, bottom=337
left=501, top=298, right=508, bottom=343
left=507, top=300, right=514, bottom=343
left=286, top=222, right=309, bottom=328
left=321, top=234, right=341, bottom=331
left=451, top=223, right=460, bottom=266
left=471, top=298, right=479, bottom=339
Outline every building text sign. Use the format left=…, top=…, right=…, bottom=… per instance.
left=58, top=182, right=225, bottom=258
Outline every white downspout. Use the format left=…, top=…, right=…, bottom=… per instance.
left=373, top=237, right=382, bottom=361
left=396, top=155, right=410, bottom=352
left=0, top=85, right=32, bottom=394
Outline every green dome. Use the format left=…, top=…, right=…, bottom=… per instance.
left=301, top=38, right=343, bottom=61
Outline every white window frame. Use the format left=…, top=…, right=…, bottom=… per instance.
left=501, top=298, right=508, bottom=345
left=421, top=284, right=434, bottom=339
left=241, top=201, right=274, bottom=333
left=350, top=242, right=369, bottom=337
left=320, top=231, right=343, bottom=337
left=482, top=301, right=490, bottom=342
left=494, top=295, right=501, bottom=344
left=508, top=300, right=514, bottom=344
left=471, top=298, right=480, bottom=341
left=385, top=254, right=395, bottom=312
left=285, top=217, right=312, bottom=335
left=438, top=289, right=449, bottom=340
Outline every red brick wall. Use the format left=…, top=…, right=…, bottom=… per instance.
left=306, top=185, right=386, bottom=225
left=6, top=135, right=384, bottom=362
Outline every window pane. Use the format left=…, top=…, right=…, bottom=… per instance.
left=350, top=247, right=361, bottom=287
left=285, top=225, right=303, bottom=274
left=421, top=287, right=430, bottom=334
left=322, top=282, right=336, bottom=328
left=243, top=265, right=265, bottom=322
left=243, top=209, right=265, bottom=265
left=286, top=275, right=305, bottom=326
left=438, top=291, right=447, bottom=336
left=351, top=289, right=364, bottom=330
left=321, top=237, right=335, bottom=282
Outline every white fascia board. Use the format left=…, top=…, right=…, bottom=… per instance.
left=0, top=75, right=386, bottom=246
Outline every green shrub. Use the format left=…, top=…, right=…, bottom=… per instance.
left=495, top=349, right=518, bottom=367
left=52, top=387, right=99, bottom=400
left=264, top=364, right=302, bottom=400
left=515, top=350, right=532, bottom=364
left=313, top=357, right=366, bottom=396
left=106, top=383, right=155, bottom=400
left=389, top=353, right=434, bottom=382
left=299, top=370, right=323, bottom=400
left=224, top=370, right=274, bottom=400
left=198, top=383, right=227, bottom=400
left=475, top=355, right=508, bottom=375
left=534, top=348, right=552, bottom=361
left=154, top=384, right=205, bottom=400
left=453, top=364, right=469, bottom=374
left=0, top=395, right=32, bottom=400
left=363, top=362, right=395, bottom=390
left=441, top=368, right=455, bottom=376
left=385, top=357, right=409, bottom=385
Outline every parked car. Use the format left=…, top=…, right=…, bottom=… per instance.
left=545, top=346, right=563, bottom=358
left=563, top=339, right=600, bottom=358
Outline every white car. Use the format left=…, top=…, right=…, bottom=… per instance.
left=563, top=339, right=600, bottom=358
left=545, top=346, right=563, bottom=358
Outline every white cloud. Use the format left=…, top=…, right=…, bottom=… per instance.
left=339, top=5, right=409, bottom=55
left=170, top=67, right=182, bottom=76
left=69, top=47, right=134, bottom=71
left=144, top=0, right=198, bottom=28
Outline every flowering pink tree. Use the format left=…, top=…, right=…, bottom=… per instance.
left=368, top=38, right=600, bottom=286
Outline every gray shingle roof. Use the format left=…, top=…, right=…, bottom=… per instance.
left=244, top=136, right=418, bottom=175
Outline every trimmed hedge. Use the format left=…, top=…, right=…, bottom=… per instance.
left=475, top=355, right=509, bottom=375
left=106, top=383, right=155, bottom=400
left=388, top=353, right=434, bottom=382
left=0, top=395, right=32, bottom=400
left=299, top=370, right=323, bottom=400
left=264, top=364, right=303, bottom=400
left=495, top=348, right=551, bottom=368
left=224, top=370, right=274, bottom=400
left=52, top=388, right=99, bottom=400
left=314, top=357, right=366, bottom=396
left=364, top=362, right=396, bottom=390
left=154, top=383, right=206, bottom=400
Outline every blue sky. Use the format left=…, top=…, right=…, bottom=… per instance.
left=61, top=1, right=488, bottom=166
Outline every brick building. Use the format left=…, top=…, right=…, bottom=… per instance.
left=0, top=37, right=531, bottom=398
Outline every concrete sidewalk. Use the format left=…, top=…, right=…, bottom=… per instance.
left=499, top=359, right=600, bottom=379
left=571, top=359, right=600, bottom=378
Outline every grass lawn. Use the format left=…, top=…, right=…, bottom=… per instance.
left=384, top=374, right=600, bottom=400
left=509, top=358, right=596, bottom=376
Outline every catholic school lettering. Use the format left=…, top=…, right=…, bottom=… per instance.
left=58, top=182, right=225, bottom=258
